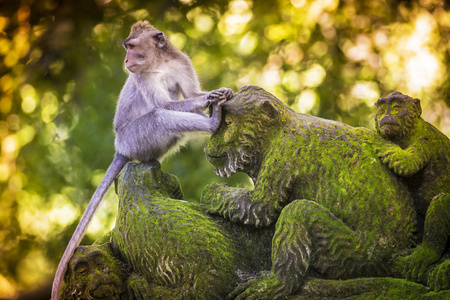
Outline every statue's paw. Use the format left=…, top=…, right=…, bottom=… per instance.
left=428, top=260, right=450, bottom=291
left=128, top=273, right=153, bottom=299
left=403, top=247, right=440, bottom=284
left=227, top=274, right=287, bottom=300
left=379, top=150, right=394, bottom=164
left=200, top=183, right=228, bottom=212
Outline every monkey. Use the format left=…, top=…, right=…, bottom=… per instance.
left=374, top=92, right=450, bottom=288
left=52, top=21, right=233, bottom=299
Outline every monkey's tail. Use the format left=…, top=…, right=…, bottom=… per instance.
left=51, top=153, right=129, bottom=300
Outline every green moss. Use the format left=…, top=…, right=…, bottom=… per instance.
left=62, top=86, right=449, bottom=299
left=201, top=85, right=422, bottom=298
left=375, top=92, right=450, bottom=288
left=111, top=161, right=239, bottom=299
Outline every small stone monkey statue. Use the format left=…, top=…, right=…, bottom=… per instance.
left=60, top=241, right=154, bottom=300
left=375, top=91, right=450, bottom=291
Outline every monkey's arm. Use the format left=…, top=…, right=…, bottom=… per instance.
left=163, top=88, right=233, bottom=113
left=377, top=138, right=430, bottom=177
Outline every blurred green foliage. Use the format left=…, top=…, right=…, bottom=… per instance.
left=0, top=0, right=449, bottom=298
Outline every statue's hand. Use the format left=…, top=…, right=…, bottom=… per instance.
left=127, top=273, right=153, bottom=299
left=428, top=260, right=450, bottom=291
left=227, top=272, right=287, bottom=300
left=378, top=147, right=418, bottom=177
left=402, top=246, right=440, bottom=284
left=200, top=183, right=229, bottom=214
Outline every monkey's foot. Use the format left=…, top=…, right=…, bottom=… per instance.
left=227, top=272, right=290, bottom=300
left=428, top=259, right=450, bottom=292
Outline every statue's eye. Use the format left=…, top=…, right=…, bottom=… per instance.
left=75, top=263, right=89, bottom=276
left=377, top=106, right=386, bottom=114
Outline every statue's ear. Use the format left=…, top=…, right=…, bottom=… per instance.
left=259, top=100, right=279, bottom=122
left=412, top=98, right=422, bottom=116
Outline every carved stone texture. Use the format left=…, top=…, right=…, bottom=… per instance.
left=199, top=85, right=446, bottom=299
left=110, top=161, right=240, bottom=299
left=374, top=91, right=450, bottom=290
left=60, top=242, right=128, bottom=299
left=60, top=85, right=450, bottom=299
left=61, top=159, right=450, bottom=299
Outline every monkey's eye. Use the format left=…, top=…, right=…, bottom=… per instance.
left=126, top=43, right=135, bottom=50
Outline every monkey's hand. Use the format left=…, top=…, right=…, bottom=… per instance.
left=209, top=98, right=227, bottom=132
left=207, top=87, right=233, bottom=104
left=428, top=259, right=450, bottom=292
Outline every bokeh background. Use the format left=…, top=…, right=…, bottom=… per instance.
left=1, top=0, right=449, bottom=298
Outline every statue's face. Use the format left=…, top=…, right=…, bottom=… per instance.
left=61, top=245, right=126, bottom=300
left=375, top=99, right=407, bottom=139
left=205, top=110, right=258, bottom=179
left=375, top=98, right=419, bottom=141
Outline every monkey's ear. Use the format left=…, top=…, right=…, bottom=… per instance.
left=153, top=32, right=166, bottom=48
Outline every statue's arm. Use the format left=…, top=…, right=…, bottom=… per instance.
left=421, top=193, right=450, bottom=259
left=377, top=138, right=430, bottom=177
left=201, top=167, right=292, bottom=227
left=401, top=193, right=450, bottom=284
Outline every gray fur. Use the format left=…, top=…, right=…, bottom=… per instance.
left=52, top=21, right=233, bottom=300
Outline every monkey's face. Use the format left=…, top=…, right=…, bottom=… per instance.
left=61, top=245, right=126, bottom=300
left=123, top=35, right=149, bottom=73
left=123, top=26, right=167, bottom=73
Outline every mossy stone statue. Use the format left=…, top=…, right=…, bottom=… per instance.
left=374, top=91, right=450, bottom=289
left=60, top=160, right=450, bottom=299
left=200, top=85, right=449, bottom=298
left=60, top=85, right=449, bottom=299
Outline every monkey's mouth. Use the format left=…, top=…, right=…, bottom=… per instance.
left=125, top=63, right=139, bottom=72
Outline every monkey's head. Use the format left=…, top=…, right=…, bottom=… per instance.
left=375, top=92, right=422, bottom=141
left=60, top=243, right=127, bottom=300
left=122, top=21, right=175, bottom=73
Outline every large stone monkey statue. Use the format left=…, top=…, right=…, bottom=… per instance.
left=375, top=91, right=450, bottom=291
left=59, top=86, right=450, bottom=299
left=200, top=85, right=418, bottom=299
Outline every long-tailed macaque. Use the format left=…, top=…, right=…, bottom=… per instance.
left=52, top=21, right=233, bottom=299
